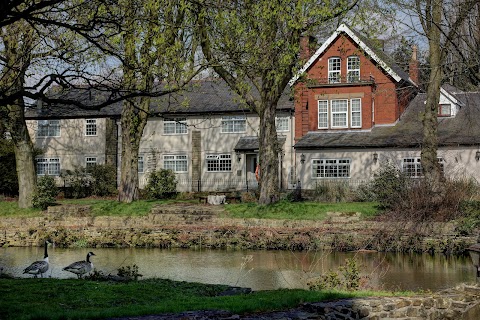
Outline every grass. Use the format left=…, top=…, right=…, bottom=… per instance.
left=223, top=200, right=380, bottom=220
left=0, top=201, right=42, bottom=217
left=0, top=198, right=380, bottom=220
left=0, top=277, right=395, bottom=320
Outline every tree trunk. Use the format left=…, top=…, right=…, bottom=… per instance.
left=6, top=103, right=37, bottom=208
left=0, top=23, right=37, bottom=208
left=257, top=99, right=280, bottom=205
left=117, top=99, right=148, bottom=203
left=421, top=0, right=443, bottom=187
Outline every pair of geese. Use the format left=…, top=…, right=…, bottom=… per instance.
left=23, top=240, right=95, bottom=279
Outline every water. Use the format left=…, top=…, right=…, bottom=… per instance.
left=0, top=247, right=474, bottom=291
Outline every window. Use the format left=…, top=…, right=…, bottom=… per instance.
left=402, top=157, right=444, bottom=178
left=318, top=100, right=328, bottom=128
left=37, top=120, right=60, bottom=137
left=402, top=158, right=422, bottom=178
left=275, top=116, right=289, bottom=132
left=351, top=98, right=362, bottom=127
left=331, top=100, right=348, bottom=128
left=318, top=99, right=362, bottom=129
left=312, top=159, right=350, bottom=178
left=85, top=157, right=97, bottom=168
left=347, top=56, right=360, bottom=82
left=206, top=154, right=232, bottom=172
left=36, top=158, right=60, bottom=176
left=138, top=156, right=144, bottom=173
left=328, top=57, right=341, bottom=83
left=164, top=118, right=187, bottom=134
left=221, top=116, right=246, bottom=133
left=164, top=155, right=188, bottom=172
left=438, top=104, right=452, bottom=117
left=85, top=119, right=97, bottom=136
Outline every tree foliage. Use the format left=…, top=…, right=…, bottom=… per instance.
left=197, top=0, right=358, bottom=204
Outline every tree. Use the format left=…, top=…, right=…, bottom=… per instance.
left=0, top=20, right=38, bottom=207
left=413, top=0, right=478, bottom=186
left=197, top=0, right=358, bottom=205
left=116, top=0, right=200, bottom=202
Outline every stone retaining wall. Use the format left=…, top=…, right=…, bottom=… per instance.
left=302, top=284, right=480, bottom=320
left=0, top=204, right=476, bottom=254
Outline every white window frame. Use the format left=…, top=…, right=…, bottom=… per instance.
left=328, top=57, right=341, bottom=83
left=85, top=157, right=97, bottom=168
left=318, top=100, right=328, bottom=129
left=163, top=155, right=188, bottom=173
left=138, top=155, right=144, bottom=173
left=163, top=118, right=188, bottom=135
left=347, top=56, right=360, bottom=83
left=402, top=157, right=444, bottom=178
left=438, top=104, right=452, bottom=117
left=206, top=154, right=232, bottom=172
left=85, top=119, right=97, bottom=136
left=275, top=116, right=289, bottom=132
left=350, top=98, right=362, bottom=128
left=312, top=159, right=351, bottom=178
left=36, top=158, right=60, bottom=176
left=221, top=116, right=246, bottom=133
left=37, top=120, right=60, bottom=137
left=331, top=99, right=348, bottom=128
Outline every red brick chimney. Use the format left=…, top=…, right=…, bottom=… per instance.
left=300, top=34, right=315, bottom=61
left=409, top=45, right=419, bottom=85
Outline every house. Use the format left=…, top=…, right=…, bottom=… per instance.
left=25, top=81, right=296, bottom=192
left=24, top=24, right=480, bottom=194
left=291, top=24, right=480, bottom=190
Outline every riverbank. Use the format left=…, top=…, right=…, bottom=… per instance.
left=0, top=203, right=476, bottom=254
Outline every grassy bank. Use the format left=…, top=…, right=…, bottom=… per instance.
left=0, top=198, right=380, bottom=220
left=0, top=277, right=396, bottom=320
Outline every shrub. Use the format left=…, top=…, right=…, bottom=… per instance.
left=61, top=167, right=90, bottom=199
left=145, top=169, right=177, bottom=199
left=33, top=175, right=58, bottom=210
left=307, top=258, right=363, bottom=291
left=87, top=164, right=117, bottom=197
left=356, top=162, right=410, bottom=209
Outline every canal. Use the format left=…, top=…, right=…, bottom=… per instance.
left=0, top=247, right=474, bottom=291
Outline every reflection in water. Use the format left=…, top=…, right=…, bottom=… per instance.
left=0, top=247, right=473, bottom=291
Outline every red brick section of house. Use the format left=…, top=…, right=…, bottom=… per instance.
left=294, top=31, right=418, bottom=140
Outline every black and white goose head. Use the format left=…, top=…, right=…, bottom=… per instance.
left=63, top=252, right=96, bottom=279
left=23, top=240, right=51, bottom=278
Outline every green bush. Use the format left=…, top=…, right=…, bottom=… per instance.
left=356, top=162, right=409, bottom=209
left=87, top=164, right=117, bottom=197
left=145, top=169, right=177, bottom=199
left=455, top=200, right=480, bottom=235
left=61, top=167, right=90, bottom=199
left=33, top=175, right=58, bottom=210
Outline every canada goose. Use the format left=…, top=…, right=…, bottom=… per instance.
left=63, top=252, right=95, bottom=278
left=23, top=240, right=51, bottom=278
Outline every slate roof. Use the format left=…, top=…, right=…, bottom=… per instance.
left=294, top=91, right=480, bottom=149
left=25, top=80, right=294, bottom=119
left=234, top=136, right=286, bottom=152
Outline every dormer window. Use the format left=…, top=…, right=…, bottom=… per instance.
left=438, top=104, right=452, bottom=117
left=328, top=57, right=341, bottom=83
left=347, top=56, right=360, bottom=82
